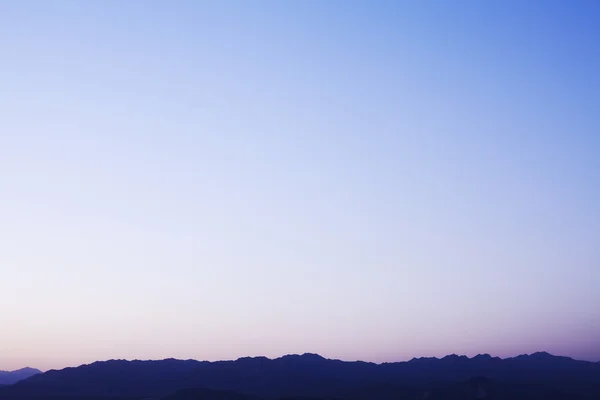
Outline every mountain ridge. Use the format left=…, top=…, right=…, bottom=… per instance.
left=1, top=351, right=598, bottom=399
left=28, top=351, right=592, bottom=373
left=0, top=368, right=42, bottom=385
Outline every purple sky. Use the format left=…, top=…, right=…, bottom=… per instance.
left=1, top=0, right=599, bottom=371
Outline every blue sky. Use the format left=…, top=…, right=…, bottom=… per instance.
left=1, top=0, right=599, bottom=370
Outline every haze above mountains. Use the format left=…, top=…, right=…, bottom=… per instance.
left=1, top=352, right=599, bottom=400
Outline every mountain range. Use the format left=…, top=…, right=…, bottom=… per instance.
left=1, top=352, right=599, bottom=399
left=0, top=368, right=42, bottom=386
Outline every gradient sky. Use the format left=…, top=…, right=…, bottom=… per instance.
left=1, top=0, right=599, bottom=371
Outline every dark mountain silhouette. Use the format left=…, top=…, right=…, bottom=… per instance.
left=1, top=353, right=599, bottom=400
left=0, top=368, right=42, bottom=385
left=424, top=376, right=594, bottom=400
left=164, top=388, right=260, bottom=400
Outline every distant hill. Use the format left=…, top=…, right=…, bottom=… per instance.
left=1, top=353, right=599, bottom=399
left=0, top=368, right=42, bottom=385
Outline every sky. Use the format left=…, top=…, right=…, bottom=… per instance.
left=1, top=0, right=599, bottom=371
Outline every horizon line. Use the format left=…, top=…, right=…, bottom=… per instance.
left=11, top=350, right=598, bottom=374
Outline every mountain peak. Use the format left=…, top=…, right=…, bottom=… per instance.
left=531, top=351, right=553, bottom=358
left=409, top=356, right=439, bottom=362
left=442, top=354, right=468, bottom=361
left=279, top=353, right=326, bottom=361
left=0, top=367, right=41, bottom=373
left=0, top=367, right=42, bottom=385
left=514, top=351, right=556, bottom=360
left=236, top=356, right=270, bottom=362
